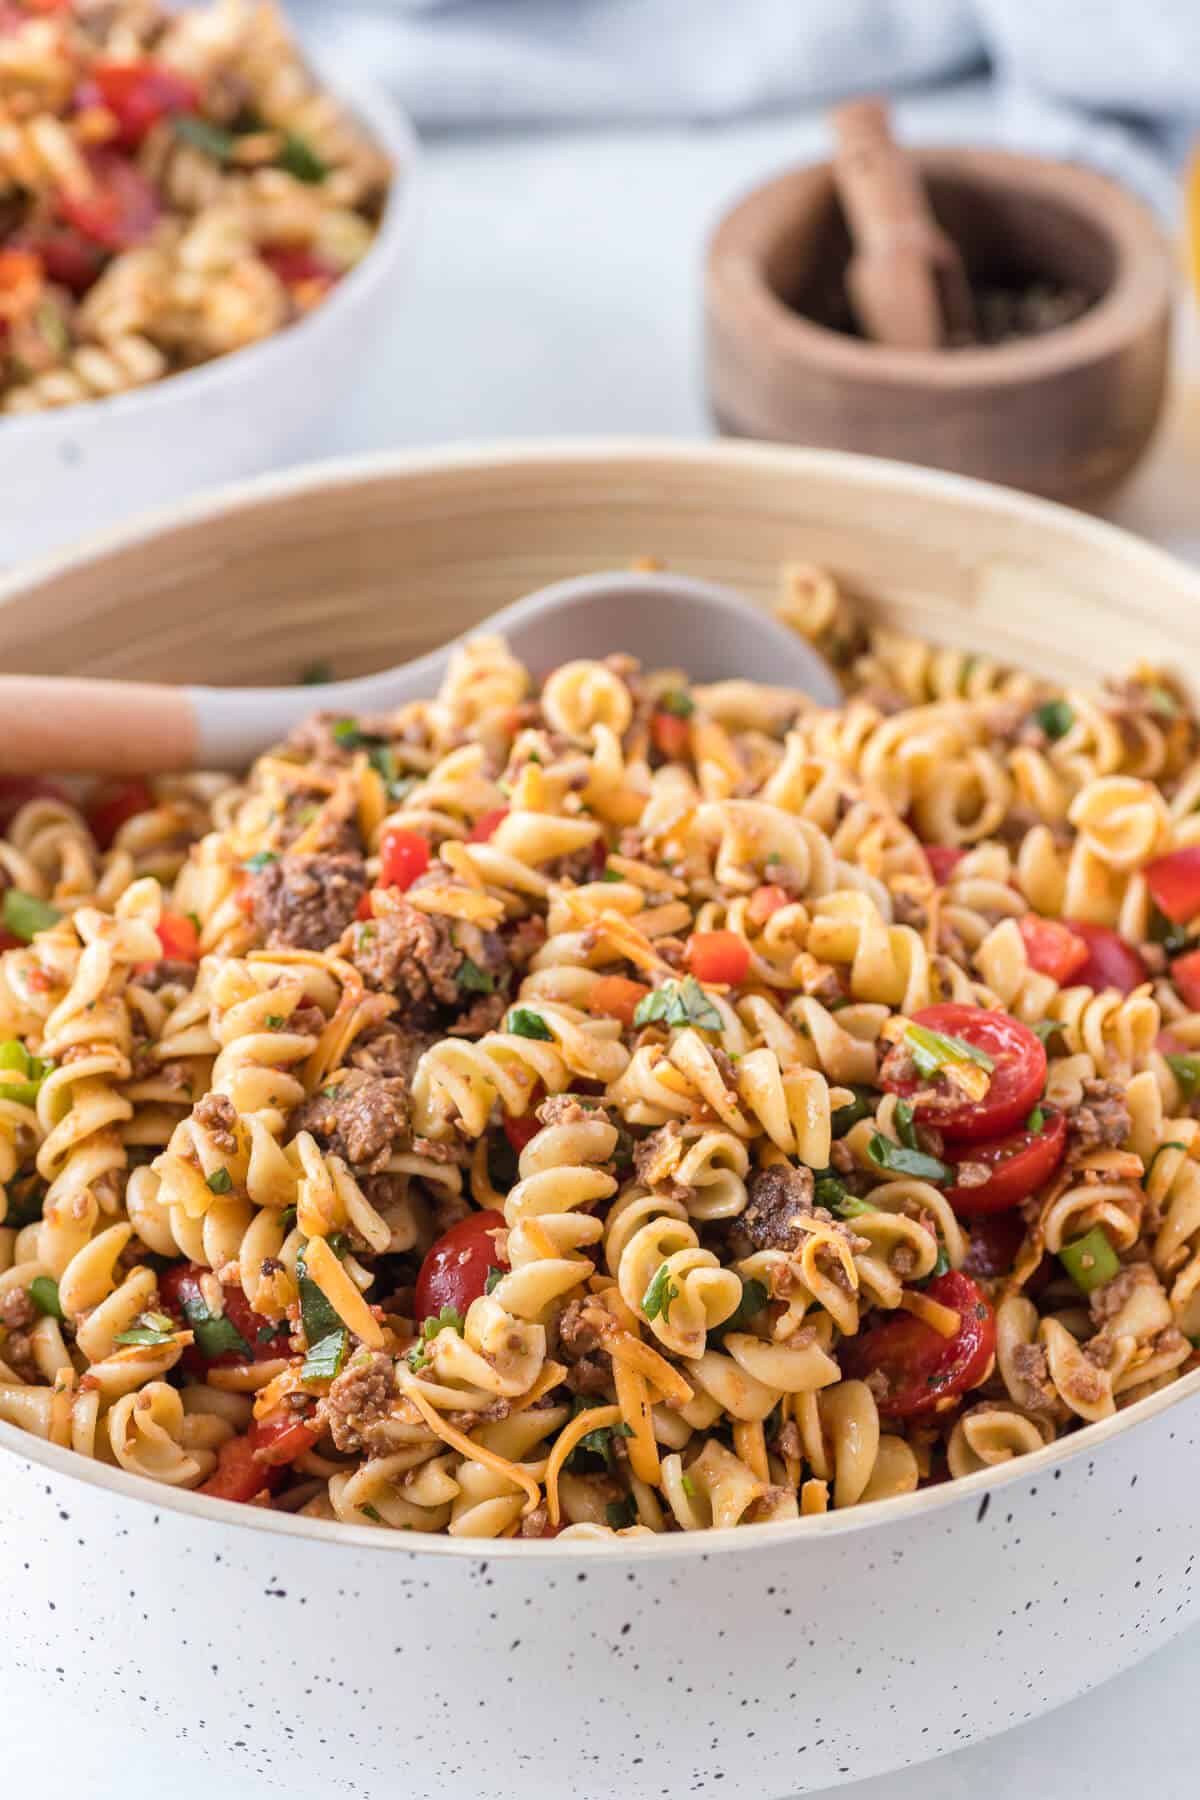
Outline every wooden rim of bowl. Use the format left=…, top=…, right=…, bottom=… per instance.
left=706, top=146, right=1174, bottom=388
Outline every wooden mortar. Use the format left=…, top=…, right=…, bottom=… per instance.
left=705, top=147, right=1174, bottom=507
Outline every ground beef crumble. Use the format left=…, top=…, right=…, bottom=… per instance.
left=738, top=1164, right=815, bottom=1252
left=192, top=1092, right=239, bottom=1155
left=1066, top=1080, right=1131, bottom=1154
left=345, top=900, right=463, bottom=1012
left=324, top=1351, right=397, bottom=1453
left=290, top=1070, right=410, bottom=1172
left=247, top=853, right=367, bottom=951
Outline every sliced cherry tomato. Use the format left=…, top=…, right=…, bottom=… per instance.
left=650, top=710, right=690, bottom=759
left=1145, top=846, right=1200, bottom=926
left=467, top=806, right=509, bottom=843
left=355, top=890, right=374, bottom=921
left=923, top=845, right=965, bottom=885
left=198, top=1433, right=282, bottom=1504
left=249, top=1409, right=321, bottom=1467
left=684, top=930, right=750, bottom=986
left=91, top=59, right=198, bottom=147
left=158, top=1263, right=286, bottom=1375
left=1062, top=920, right=1146, bottom=996
left=1017, top=914, right=1088, bottom=986
left=57, top=150, right=160, bottom=250
left=589, top=974, right=649, bottom=1026
left=261, top=244, right=339, bottom=291
left=943, top=1110, right=1067, bottom=1215
left=1171, top=947, right=1200, bottom=1011
left=413, top=1209, right=506, bottom=1324
left=155, top=909, right=200, bottom=962
left=747, top=883, right=789, bottom=925
left=11, top=224, right=105, bottom=294
left=0, top=776, right=71, bottom=832
left=962, top=1209, right=1028, bottom=1279
left=379, top=826, right=430, bottom=890
left=0, top=247, right=42, bottom=320
left=85, top=776, right=152, bottom=848
left=882, top=1002, right=1046, bottom=1142
left=842, top=1271, right=996, bottom=1420
left=503, top=1111, right=542, bottom=1156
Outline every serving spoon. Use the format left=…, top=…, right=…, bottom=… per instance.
left=0, top=570, right=841, bottom=775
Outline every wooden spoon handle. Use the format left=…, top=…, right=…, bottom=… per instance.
left=0, top=677, right=199, bottom=774
left=831, top=97, right=947, bottom=257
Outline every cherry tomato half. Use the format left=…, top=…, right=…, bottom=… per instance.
left=842, top=1271, right=996, bottom=1420
left=57, top=150, right=160, bottom=250
left=250, top=1410, right=321, bottom=1467
left=1171, top=947, right=1200, bottom=1011
left=589, top=974, right=649, bottom=1027
left=155, top=909, right=200, bottom=962
left=943, top=1110, right=1067, bottom=1215
left=684, top=930, right=750, bottom=986
left=467, top=807, right=509, bottom=843
left=650, top=710, right=690, bottom=759
left=0, top=776, right=71, bottom=833
left=962, top=1209, right=1028, bottom=1280
left=1145, top=846, right=1200, bottom=927
left=923, top=845, right=965, bottom=886
left=379, top=826, right=430, bottom=890
left=747, top=883, right=790, bottom=925
left=413, top=1209, right=506, bottom=1324
left=198, top=1433, right=281, bottom=1504
left=85, top=776, right=152, bottom=848
left=882, top=1003, right=1047, bottom=1142
left=158, top=1263, right=285, bottom=1375
left=1062, top=920, right=1146, bottom=996
left=91, top=59, right=199, bottom=147
left=1017, top=914, right=1088, bottom=986
left=11, top=224, right=105, bottom=294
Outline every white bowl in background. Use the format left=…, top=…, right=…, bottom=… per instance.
left=0, top=74, right=417, bottom=568
left=0, top=441, right=1199, bottom=1800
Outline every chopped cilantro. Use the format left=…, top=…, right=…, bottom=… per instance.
left=1026, top=1106, right=1045, bottom=1134
left=565, top=1395, right=634, bottom=1472
left=605, top=1497, right=637, bottom=1531
left=641, top=1261, right=679, bottom=1324
left=2, top=890, right=60, bottom=942
left=458, top=958, right=496, bottom=994
left=177, top=1290, right=251, bottom=1361
left=296, top=1242, right=343, bottom=1350
left=709, top=1276, right=768, bottom=1344
left=302, top=1327, right=349, bottom=1382
left=264, top=1014, right=285, bottom=1030
left=600, top=866, right=624, bottom=883
left=205, top=1167, right=233, bottom=1194
left=114, top=1309, right=178, bottom=1346
left=633, top=975, right=722, bottom=1032
left=243, top=850, right=278, bottom=873
left=830, top=1085, right=877, bottom=1137
left=407, top=1304, right=466, bottom=1371
left=484, top=1267, right=505, bottom=1295
left=867, top=1133, right=952, bottom=1184
left=28, top=1275, right=62, bottom=1321
left=657, top=688, right=695, bottom=719
left=1032, top=698, right=1075, bottom=741
left=507, top=1007, right=553, bottom=1041
left=277, top=131, right=328, bottom=183
left=917, top=1246, right=952, bottom=1285
left=173, top=114, right=237, bottom=160
left=1166, top=1054, right=1200, bottom=1100
left=893, top=1098, right=919, bottom=1150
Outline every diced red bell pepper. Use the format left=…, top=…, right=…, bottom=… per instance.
left=1146, top=847, right=1200, bottom=926
left=90, top=59, right=198, bottom=148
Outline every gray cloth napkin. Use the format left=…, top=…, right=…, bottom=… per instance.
left=290, top=0, right=1199, bottom=207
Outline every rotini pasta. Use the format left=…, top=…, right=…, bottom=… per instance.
left=0, top=576, right=1196, bottom=1541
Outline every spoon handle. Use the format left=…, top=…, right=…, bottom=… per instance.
left=0, top=676, right=199, bottom=774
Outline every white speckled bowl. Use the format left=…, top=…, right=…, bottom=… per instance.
left=1, top=442, right=1199, bottom=1800
left=0, top=72, right=418, bottom=569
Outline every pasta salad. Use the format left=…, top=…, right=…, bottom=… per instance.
left=0, top=567, right=1197, bottom=1541
left=0, top=0, right=389, bottom=413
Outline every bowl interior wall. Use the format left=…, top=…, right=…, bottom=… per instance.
left=0, top=447, right=1196, bottom=698
left=772, top=169, right=1119, bottom=336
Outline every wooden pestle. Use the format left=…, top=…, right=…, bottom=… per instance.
left=830, top=97, right=975, bottom=349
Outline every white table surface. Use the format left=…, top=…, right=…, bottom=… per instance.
left=14, top=114, right=1200, bottom=1800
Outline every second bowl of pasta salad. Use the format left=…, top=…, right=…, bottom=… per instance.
left=0, top=0, right=414, bottom=562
